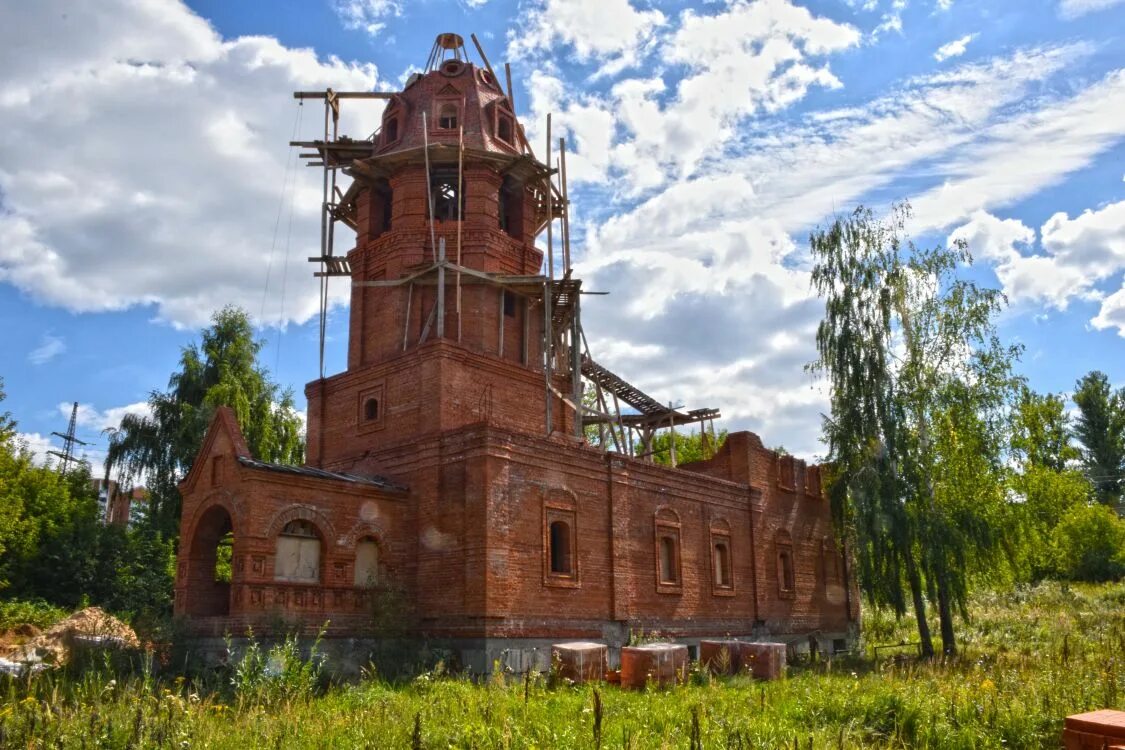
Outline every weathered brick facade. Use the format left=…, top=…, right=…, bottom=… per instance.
left=175, top=40, right=859, bottom=668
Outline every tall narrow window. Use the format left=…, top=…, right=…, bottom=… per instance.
left=364, top=398, right=379, bottom=421
left=713, top=541, right=731, bottom=587
left=381, top=187, right=393, bottom=233
left=354, top=538, right=379, bottom=587
left=659, top=535, right=679, bottom=584
left=779, top=550, right=794, bottom=592
left=438, top=104, right=458, bottom=129
left=499, top=176, right=522, bottom=239
left=503, top=290, right=516, bottom=318
left=384, top=118, right=398, bottom=144
left=549, top=520, right=571, bottom=575
left=429, top=170, right=463, bottom=222
left=275, top=520, right=321, bottom=583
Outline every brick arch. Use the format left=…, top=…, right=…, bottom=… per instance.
left=342, top=521, right=388, bottom=549
left=545, top=487, right=577, bottom=510
left=710, top=517, right=732, bottom=534
left=183, top=491, right=242, bottom=543
left=654, top=505, right=681, bottom=525
left=180, top=498, right=239, bottom=617
left=774, top=529, right=793, bottom=545
left=266, top=504, right=336, bottom=543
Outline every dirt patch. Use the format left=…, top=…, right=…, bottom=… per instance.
left=9, top=608, right=139, bottom=665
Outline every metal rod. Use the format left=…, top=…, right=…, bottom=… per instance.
left=457, top=123, right=464, bottom=343
left=559, top=138, right=571, bottom=275
left=422, top=112, right=438, bottom=262
left=403, top=282, right=414, bottom=351
left=545, top=114, right=554, bottom=283
left=437, top=239, right=446, bottom=339
left=504, top=63, right=514, bottom=108
left=544, top=280, right=553, bottom=435
left=293, top=91, right=394, bottom=100
left=571, top=290, right=582, bottom=438
left=498, top=290, right=505, bottom=357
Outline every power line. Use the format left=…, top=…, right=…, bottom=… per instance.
left=47, top=402, right=90, bottom=473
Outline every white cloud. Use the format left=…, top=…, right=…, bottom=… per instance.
left=67, top=401, right=153, bottom=433
left=0, top=0, right=382, bottom=329
left=331, top=0, right=401, bottom=36
left=1059, top=0, right=1125, bottom=18
left=28, top=334, right=65, bottom=365
left=11, top=432, right=55, bottom=466
left=909, top=67, right=1125, bottom=231
left=569, top=43, right=1118, bottom=457
left=949, top=201, right=1125, bottom=333
left=507, top=0, right=665, bottom=76
left=934, top=33, right=977, bottom=62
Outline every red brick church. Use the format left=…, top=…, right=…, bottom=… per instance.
left=174, top=34, right=857, bottom=670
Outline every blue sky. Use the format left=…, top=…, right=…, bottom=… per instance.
left=1, top=0, right=1123, bottom=465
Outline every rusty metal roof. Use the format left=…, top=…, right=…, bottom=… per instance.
left=236, top=456, right=407, bottom=492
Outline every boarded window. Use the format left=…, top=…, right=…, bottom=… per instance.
left=275, top=520, right=320, bottom=582
left=354, top=539, right=379, bottom=587
left=659, top=535, right=679, bottom=584
left=713, top=540, right=731, bottom=587
left=549, top=520, right=571, bottom=574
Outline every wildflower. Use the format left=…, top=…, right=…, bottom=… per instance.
left=980, top=679, right=995, bottom=692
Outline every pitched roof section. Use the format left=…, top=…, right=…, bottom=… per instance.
left=236, top=456, right=408, bottom=493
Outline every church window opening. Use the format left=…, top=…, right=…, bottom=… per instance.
left=429, top=170, right=464, bottom=222
left=364, top=397, right=379, bottom=421
left=499, top=176, right=521, bottom=238
left=549, top=520, right=572, bottom=575
left=658, top=534, right=679, bottom=584
left=713, top=540, right=731, bottom=588
left=275, top=519, right=321, bottom=583
left=497, top=114, right=514, bottom=144
left=503, top=290, right=516, bottom=318
left=438, top=103, right=458, bottom=130
left=354, top=538, right=379, bottom=587
left=384, top=118, right=399, bottom=145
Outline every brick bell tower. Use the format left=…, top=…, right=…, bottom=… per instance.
left=299, top=33, right=580, bottom=472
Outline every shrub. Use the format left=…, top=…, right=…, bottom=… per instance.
left=1050, top=503, right=1125, bottom=582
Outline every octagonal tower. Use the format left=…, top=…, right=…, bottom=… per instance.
left=301, top=34, right=578, bottom=472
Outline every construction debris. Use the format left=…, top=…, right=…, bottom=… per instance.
left=0, top=607, right=139, bottom=673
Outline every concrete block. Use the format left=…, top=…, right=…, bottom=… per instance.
left=619, top=643, right=688, bottom=689
left=700, top=640, right=743, bottom=675
left=551, top=642, right=607, bottom=684
left=740, top=642, right=786, bottom=680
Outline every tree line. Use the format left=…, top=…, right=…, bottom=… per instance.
left=810, top=203, right=1125, bottom=658
left=0, top=308, right=303, bottom=632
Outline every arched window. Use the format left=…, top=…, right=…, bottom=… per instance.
left=549, top=520, right=572, bottom=575
left=438, top=103, right=458, bottom=129
left=658, top=534, right=679, bottom=584
left=713, top=541, right=731, bottom=587
left=364, top=398, right=379, bottom=421
left=354, top=538, right=379, bottom=587
left=215, top=530, right=234, bottom=583
left=275, top=519, right=321, bottom=583
left=384, top=118, right=398, bottom=145
left=775, top=530, right=795, bottom=598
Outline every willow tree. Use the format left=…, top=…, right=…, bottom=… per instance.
left=809, top=204, right=1019, bottom=657
left=105, top=306, right=304, bottom=536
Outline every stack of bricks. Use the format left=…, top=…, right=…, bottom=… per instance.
left=741, top=642, right=787, bottom=680
left=619, top=644, right=689, bottom=689
left=1062, top=710, right=1125, bottom=749
left=700, top=640, right=744, bottom=675
left=551, top=642, right=607, bottom=684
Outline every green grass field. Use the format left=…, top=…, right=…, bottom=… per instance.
left=1, top=581, right=1122, bottom=749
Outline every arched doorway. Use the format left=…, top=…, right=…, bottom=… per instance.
left=186, top=504, right=235, bottom=616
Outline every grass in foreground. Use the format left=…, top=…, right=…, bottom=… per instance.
left=0, top=581, right=1122, bottom=749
